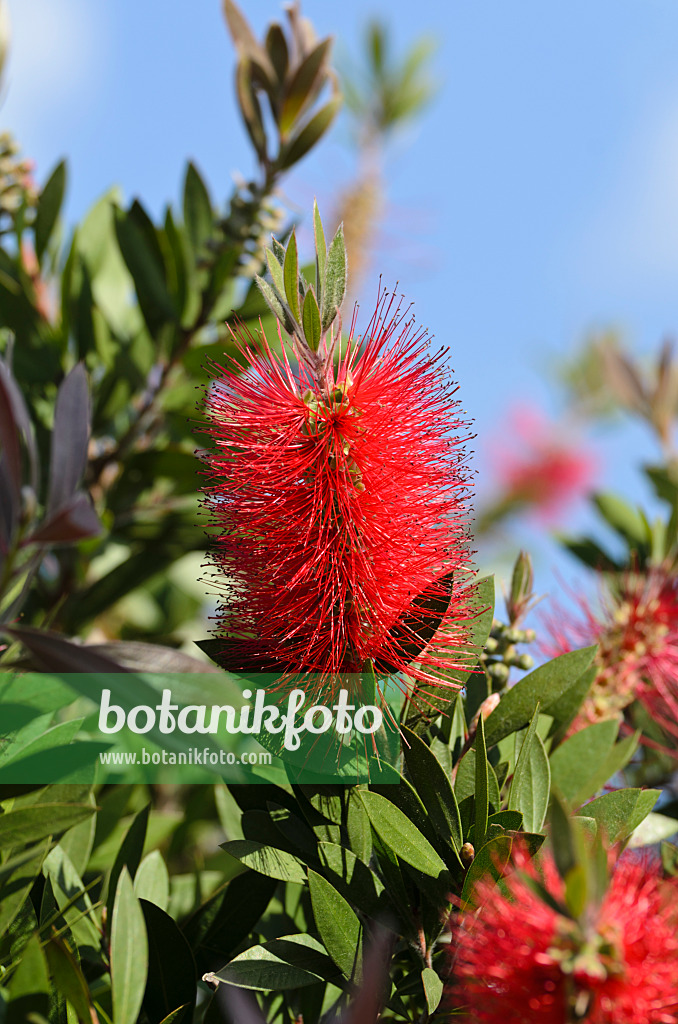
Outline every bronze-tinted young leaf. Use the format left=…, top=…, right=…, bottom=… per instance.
left=34, top=160, right=66, bottom=263
left=266, top=23, right=289, bottom=86
left=278, top=96, right=341, bottom=170
left=90, top=641, right=220, bottom=674
left=236, top=58, right=268, bottom=163
left=0, top=357, right=36, bottom=503
left=193, top=637, right=285, bottom=673
left=373, top=571, right=454, bottom=674
left=47, top=363, right=90, bottom=515
left=279, top=39, right=333, bottom=136
left=222, top=0, right=276, bottom=85
left=3, top=625, right=129, bottom=673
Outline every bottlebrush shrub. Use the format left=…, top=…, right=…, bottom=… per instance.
left=199, top=204, right=475, bottom=692
left=544, top=567, right=678, bottom=747
left=447, top=843, right=678, bottom=1024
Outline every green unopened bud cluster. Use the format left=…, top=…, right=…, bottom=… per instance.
left=482, top=619, right=536, bottom=692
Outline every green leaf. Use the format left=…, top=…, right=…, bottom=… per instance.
left=550, top=720, right=618, bottom=806
left=254, top=274, right=295, bottom=334
left=107, top=803, right=150, bottom=921
left=321, top=223, right=347, bottom=333
left=402, top=726, right=463, bottom=857
left=549, top=792, right=579, bottom=881
left=346, top=791, right=372, bottom=863
left=0, top=839, right=48, bottom=937
left=279, top=97, right=341, bottom=169
left=461, top=835, right=513, bottom=907
left=141, top=899, right=197, bottom=1024
left=265, top=247, right=286, bottom=299
left=454, top=749, right=501, bottom=811
left=302, top=287, right=322, bottom=351
left=313, top=199, right=326, bottom=300
left=0, top=802, right=95, bottom=849
left=44, top=844, right=100, bottom=955
left=308, top=870, right=363, bottom=981
left=584, top=788, right=660, bottom=844
left=593, top=491, right=649, bottom=546
left=360, top=791, right=448, bottom=878
left=134, top=850, right=170, bottom=910
left=192, top=871, right=276, bottom=960
left=279, top=39, right=333, bottom=135
left=7, top=933, right=50, bottom=1024
left=484, top=647, right=598, bottom=747
left=547, top=665, right=597, bottom=746
left=220, top=839, right=307, bottom=882
left=182, top=161, right=213, bottom=256
left=44, top=936, right=93, bottom=1024
left=449, top=575, right=495, bottom=693
left=474, top=715, right=489, bottom=848
left=317, top=842, right=385, bottom=919
left=35, top=160, right=66, bottom=262
left=114, top=207, right=177, bottom=337
left=215, top=934, right=341, bottom=991
left=283, top=229, right=301, bottom=322
left=111, top=867, right=148, bottom=1024
left=508, top=705, right=540, bottom=804
left=507, top=708, right=551, bottom=833
left=421, top=967, right=443, bottom=1014
left=629, top=812, right=678, bottom=848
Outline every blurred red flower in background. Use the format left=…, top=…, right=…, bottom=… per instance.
left=480, top=405, right=597, bottom=530
left=448, top=850, right=678, bottom=1023
left=201, top=298, right=474, bottom=686
left=544, top=568, right=678, bottom=743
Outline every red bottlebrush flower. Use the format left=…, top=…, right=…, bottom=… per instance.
left=200, top=295, right=474, bottom=688
left=486, top=405, right=596, bottom=523
left=543, top=568, right=678, bottom=742
left=448, top=851, right=678, bottom=1023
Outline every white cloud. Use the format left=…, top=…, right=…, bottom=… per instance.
left=577, top=97, right=678, bottom=291
left=0, top=0, right=109, bottom=140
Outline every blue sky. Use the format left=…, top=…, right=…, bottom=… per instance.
left=3, top=0, right=678, bottom=598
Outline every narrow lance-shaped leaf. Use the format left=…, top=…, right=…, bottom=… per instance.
left=474, top=714, right=489, bottom=847
left=35, top=160, right=66, bottom=262
left=314, top=199, right=326, bottom=300
left=111, top=867, right=148, bottom=1024
left=279, top=96, right=341, bottom=170
left=308, top=870, right=363, bottom=982
left=302, top=288, right=321, bottom=351
left=321, top=222, right=347, bottom=333
left=283, top=230, right=301, bottom=322
left=47, top=363, right=90, bottom=515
